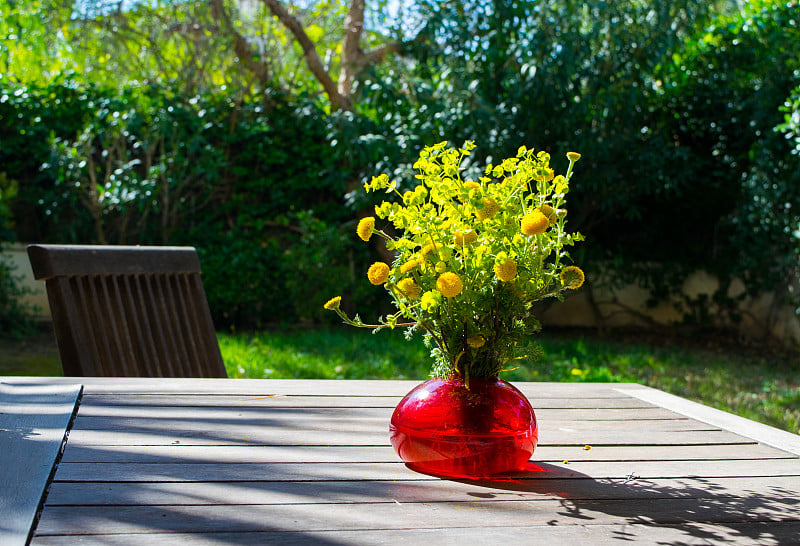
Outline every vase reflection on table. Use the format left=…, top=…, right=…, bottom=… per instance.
left=390, top=376, right=537, bottom=479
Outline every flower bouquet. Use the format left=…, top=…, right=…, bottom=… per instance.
left=324, top=141, right=585, bottom=477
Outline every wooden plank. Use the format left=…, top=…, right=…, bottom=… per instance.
left=33, top=496, right=800, bottom=535
left=67, top=410, right=712, bottom=432
left=0, top=383, right=81, bottom=546
left=62, top=424, right=750, bottom=447
left=78, top=394, right=662, bottom=410
left=4, top=377, right=641, bottom=397
left=43, top=475, right=800, bottom=506
left=29, top=521, right=800, bottom=546
left=618, top=385, right=800, bottom=456
left=58, top=443, right=792, bottom=464
left=50, top=458, right=800, bottom=482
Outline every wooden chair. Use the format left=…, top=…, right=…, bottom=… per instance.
left=27, top=244, right=227, bottom=377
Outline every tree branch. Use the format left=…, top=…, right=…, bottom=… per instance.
left=363, top=41, right=403, bottom=66
left=338, top=0, right=365, bottom=98
left=210, top=0, right=274, bottom=92
left=261, top=0, right=351, bottom=111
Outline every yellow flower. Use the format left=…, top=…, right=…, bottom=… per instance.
left=323, top=296, right=341, bottom=310
left=453, top=229, right=478, bottom=246
left=400, top=259, right=420, bottom=274
left=464, top=181, right=481, bottom=191
left=436, top=272, right=463, bottom=297
left=494, top=258, right=518, bottom=282
left=567, top=152, right=581, bottom=162
left=535, top=167, right=555, bottom=182
left=475, top=197, right=499, bottom=221
left=521, top=210, right=549, bottom=236
left=420, top=290, right=439, bottom=311
left=467, top=336, right=485, bottom=348
left=356, top=217, right=375, bottom=242
left=420, top=243, right=436, bottom=259
left=560, top=265, right=585, bottom=289
left=367, top=262, right=390, bottom=285
left=397, top=278, right=421, bottom=300
left=540, top=204, right=559, bottom=225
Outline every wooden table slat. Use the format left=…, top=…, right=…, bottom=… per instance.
left=34, top=497, right=800, bottom=535
left=51, top=458, right=800, bottom=482
left=63, top=426, right=754, bottom=447
left=42, top=475, right=800, bottom=506
left=58, top=443, right=793, bottom=464
left=29, top=522, right=800, bottom=546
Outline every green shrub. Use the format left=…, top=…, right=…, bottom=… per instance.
left=655, top=2, right=800, bottom=316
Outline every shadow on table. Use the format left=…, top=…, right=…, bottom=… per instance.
left=32, top=393, right=800, bottom=545
left=446, top=461, right=800, bottom=544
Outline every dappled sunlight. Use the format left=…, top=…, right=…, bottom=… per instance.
left=28, top=382, right=799, bottom=543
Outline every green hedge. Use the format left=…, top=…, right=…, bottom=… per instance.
left=0, top=81, right=397, bottom=328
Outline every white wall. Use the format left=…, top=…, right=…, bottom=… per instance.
left=2, top=243, right=50, bottom=318
left=541, top=270, right=800, bottom=346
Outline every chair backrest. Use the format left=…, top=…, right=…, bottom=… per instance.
left=27, top=244, right=227, bottom=378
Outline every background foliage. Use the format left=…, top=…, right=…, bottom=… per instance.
left=0, top=0, right=798, bottom=337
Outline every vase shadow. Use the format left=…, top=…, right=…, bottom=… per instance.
left=403, top=460, right=580, bottom=485
left=415, top=461, right=800, bottom=544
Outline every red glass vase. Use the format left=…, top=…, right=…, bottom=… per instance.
left=389, top=376, right=538, bottom=479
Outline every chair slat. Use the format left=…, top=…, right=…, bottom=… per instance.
left=108, top=275, right=141, bottom=377
left=189, top=274, right=225, bottom=375
left=157, top=273, right=193, bottom=377
left=171, top=274, right=202, bottom=377
left=122, top=275, right=159, bottom=377
left=71, top=278, right=96, bottom=375
left=97, top=275, right=131, bottom=376
left=143, top=273, right=175, bottom=377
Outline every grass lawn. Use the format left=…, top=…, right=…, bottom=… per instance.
left=1, top=325, right=797, bottom=435
left=220, top=326, right=800, bottom=435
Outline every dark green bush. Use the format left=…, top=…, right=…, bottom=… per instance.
left=1, top=80, right=398, bottom=327
left=655, top=2, right=800, bottom=314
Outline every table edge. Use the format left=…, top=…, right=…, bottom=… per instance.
left=616, top=385, right=800, bottom=456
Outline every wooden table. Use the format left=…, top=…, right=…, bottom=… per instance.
left=2, top=378, right=799, bottom=545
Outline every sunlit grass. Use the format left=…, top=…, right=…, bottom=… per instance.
left=219, top=327, right=431, bottom=380
left=1, top=327, right=795, bottom=435
left=220, top=326, right=800, bottom=435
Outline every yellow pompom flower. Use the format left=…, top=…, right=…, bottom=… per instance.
left=494, top=258, right=518, bottom=282
left=420, top=290, right=439, bottom=311
left=540, top=204, right=558, bottom=225
left=420, top=243, right=436, bottom=259
left=400, top=258, right=420, bottom=274
left=436, top=272, right=463, bottom=297
left=323, top=296, right=341, bottom=310
left=475, top=197, right=499, bottom=221
left=521, top=210, right=549, bottom=236
left=467, top=336, right=486, bottom=348
left=396, top=278, right=421, bottom=300
left=453, top=230, right=478, bottom=246
left=567, top=152, right=581, bottom=162
left=560, top=265, right=585, bottom=289
left=356, top=217, right=375, bottom=242
left=367, top=262, right=390, bottom=285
